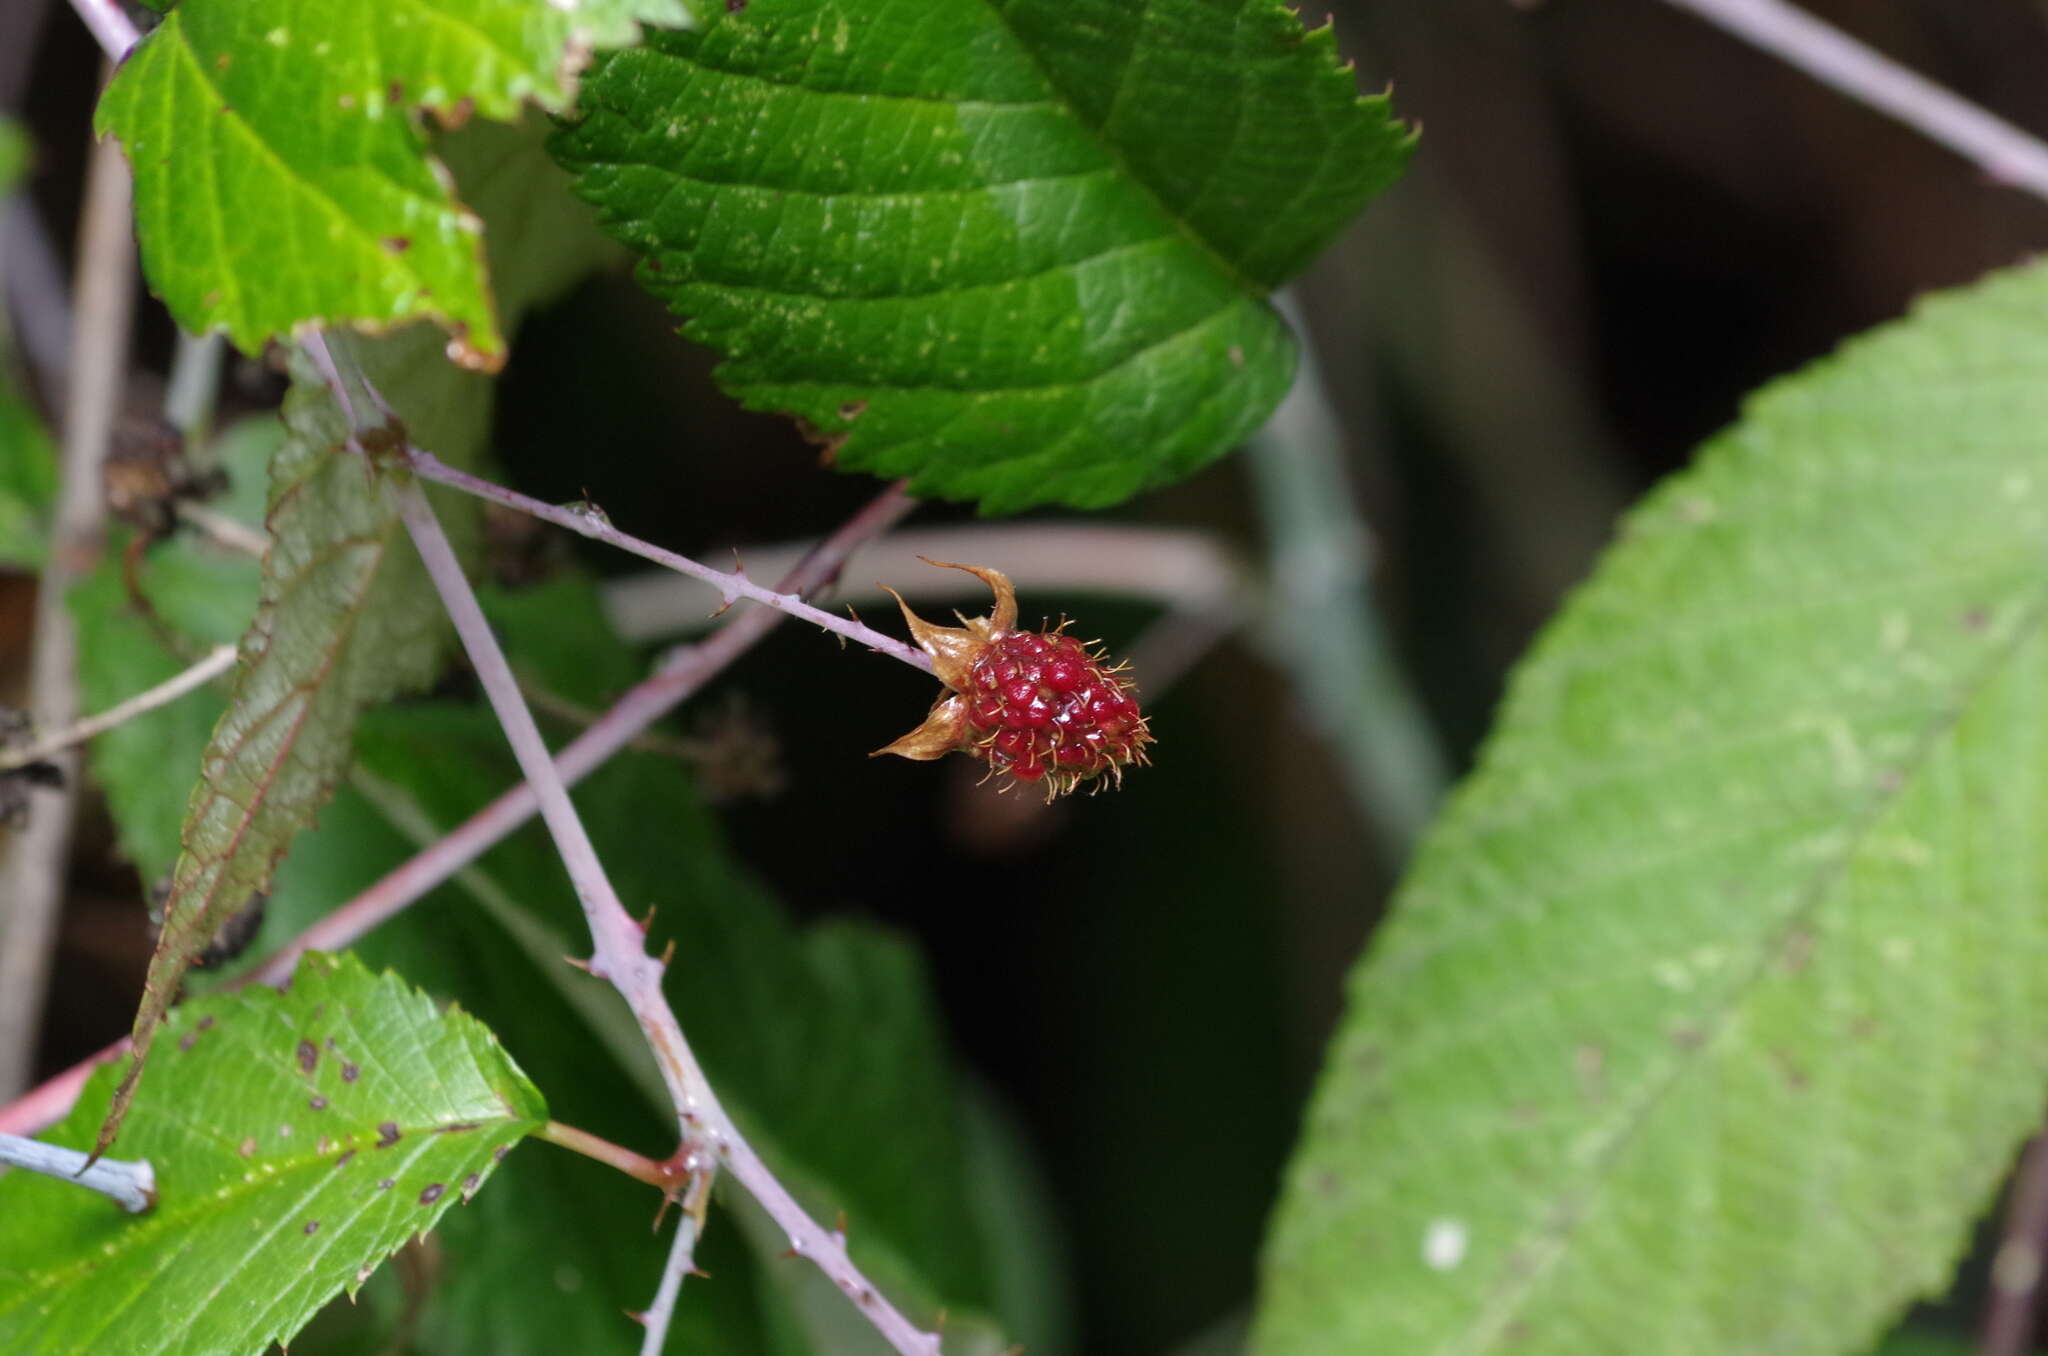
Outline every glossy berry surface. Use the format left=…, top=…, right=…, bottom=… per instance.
left=962, top=629, right=1151, bottom=792
left=873, top=559, right=1154, bottom=800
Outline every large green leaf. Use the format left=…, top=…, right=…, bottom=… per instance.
left=0, top=952, right=545, bottom=1356
left=1254, top=259, right=2048, bottom=1352
left=553, top=0, right=1411, bottom=512
left=94, top=0, right=684, bottom=369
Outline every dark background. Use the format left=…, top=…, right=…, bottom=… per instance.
left=7, top=1, right=2048, bottom=1352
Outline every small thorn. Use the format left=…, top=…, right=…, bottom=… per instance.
left=563, top=955, right=594, bottom=973
left=658, top=938, right=677, bottom=969
left=625, top=1309, right=648, bottom=1328
left=637, top=905, right=655, bottom=935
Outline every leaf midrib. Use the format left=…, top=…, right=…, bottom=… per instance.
left=980, top=0, right=1271, bottom=302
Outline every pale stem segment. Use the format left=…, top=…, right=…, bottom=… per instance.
left=1656, top=0, right=2048, bottom=203
left=0, top=1131, right=154, bottom=1213
left=402, top=448, right=933, bottom=675
left=0, top=645, right=237, bottom=774
left=0, top=93, right=136, bottom=1101
left=639, top=1211, right=705, bottom=1356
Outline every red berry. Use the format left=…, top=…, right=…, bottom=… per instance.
left=873, top=560, right=1154, bottom=799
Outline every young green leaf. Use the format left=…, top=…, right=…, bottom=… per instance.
left=0, top=952, right=546, bottom=1356
left=553, top=0, right=1412, bottom=512
left=100, top=365, right=443, bottom=1159
left=94, top=0, right=686, bottom=369
left=1254, top=258, right=2048, bottom=1352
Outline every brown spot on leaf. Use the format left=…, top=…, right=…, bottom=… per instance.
left=438, top=1122, right=480, bottom=1134
left=341, top=1062, right=359, bottom=1083
left=215, top=52, right=230, bottom=71
left=1779, top=926, right=1815, bottom=975
left=727, top=0, right=746, bottom=10
left=1774, top=1050, right=1809, bottom=1090
left=296, top=1039, right=318, bottom=1074
left=837, top=400, right=867, bottom=421
left=381, top=237, right=412, bottom=254
left=1963, top=607, right=1990, bottom=632
left=335, top=1149, right=356, bottom=1169
left=419, top=1183, right=446, bottom=1205
left=198, top=1016, right=215, bottom=1031
left=378, top=1178, right=395, bottom=1191
left=493, top=1145, right=510, bottom=1162
left=178, top=1032, right=198, bottom=1052
left=310, top=1095, right=328, bottom=1111
left=461, top=1173, right=481, bottom=1200
left=1227, top=345, right=1245, bottom=368
left=376, top=1122, right=401, bottom=1148
left=303, top=1220, right=320, bottom=1235
left=1668, top=1023, right=1705, bottom=1049
left=238, top=1137, right=257, bottom=1157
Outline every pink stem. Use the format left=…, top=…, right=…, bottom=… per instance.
left=388, top=472, right=942, bottom=1355
left=405, top=449, right=932, bottom=675
left=0, top=483, right=916, bottom=1137
left=65, top=0, right=137, bottom=62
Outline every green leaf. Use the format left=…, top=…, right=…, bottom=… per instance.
left=1253, top=257, right=2048, bottom=1353
left=94, top=0, right=686, bottom=369
left=0, top=116, right=28, bottom=194
left=103, top=364, right=444, bottom=1157
left=0, top=379, right=56, bottom=569
left=0, top=952, right=545, bottom=1356
left=552, top=0, right=1411, bottom=512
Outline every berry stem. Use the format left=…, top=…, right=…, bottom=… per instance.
left=306, top=333, right=943, bottom=1356
left=535, top=1120, right=685, bottom=1193
left=403, top=448, right=934, bottom=676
